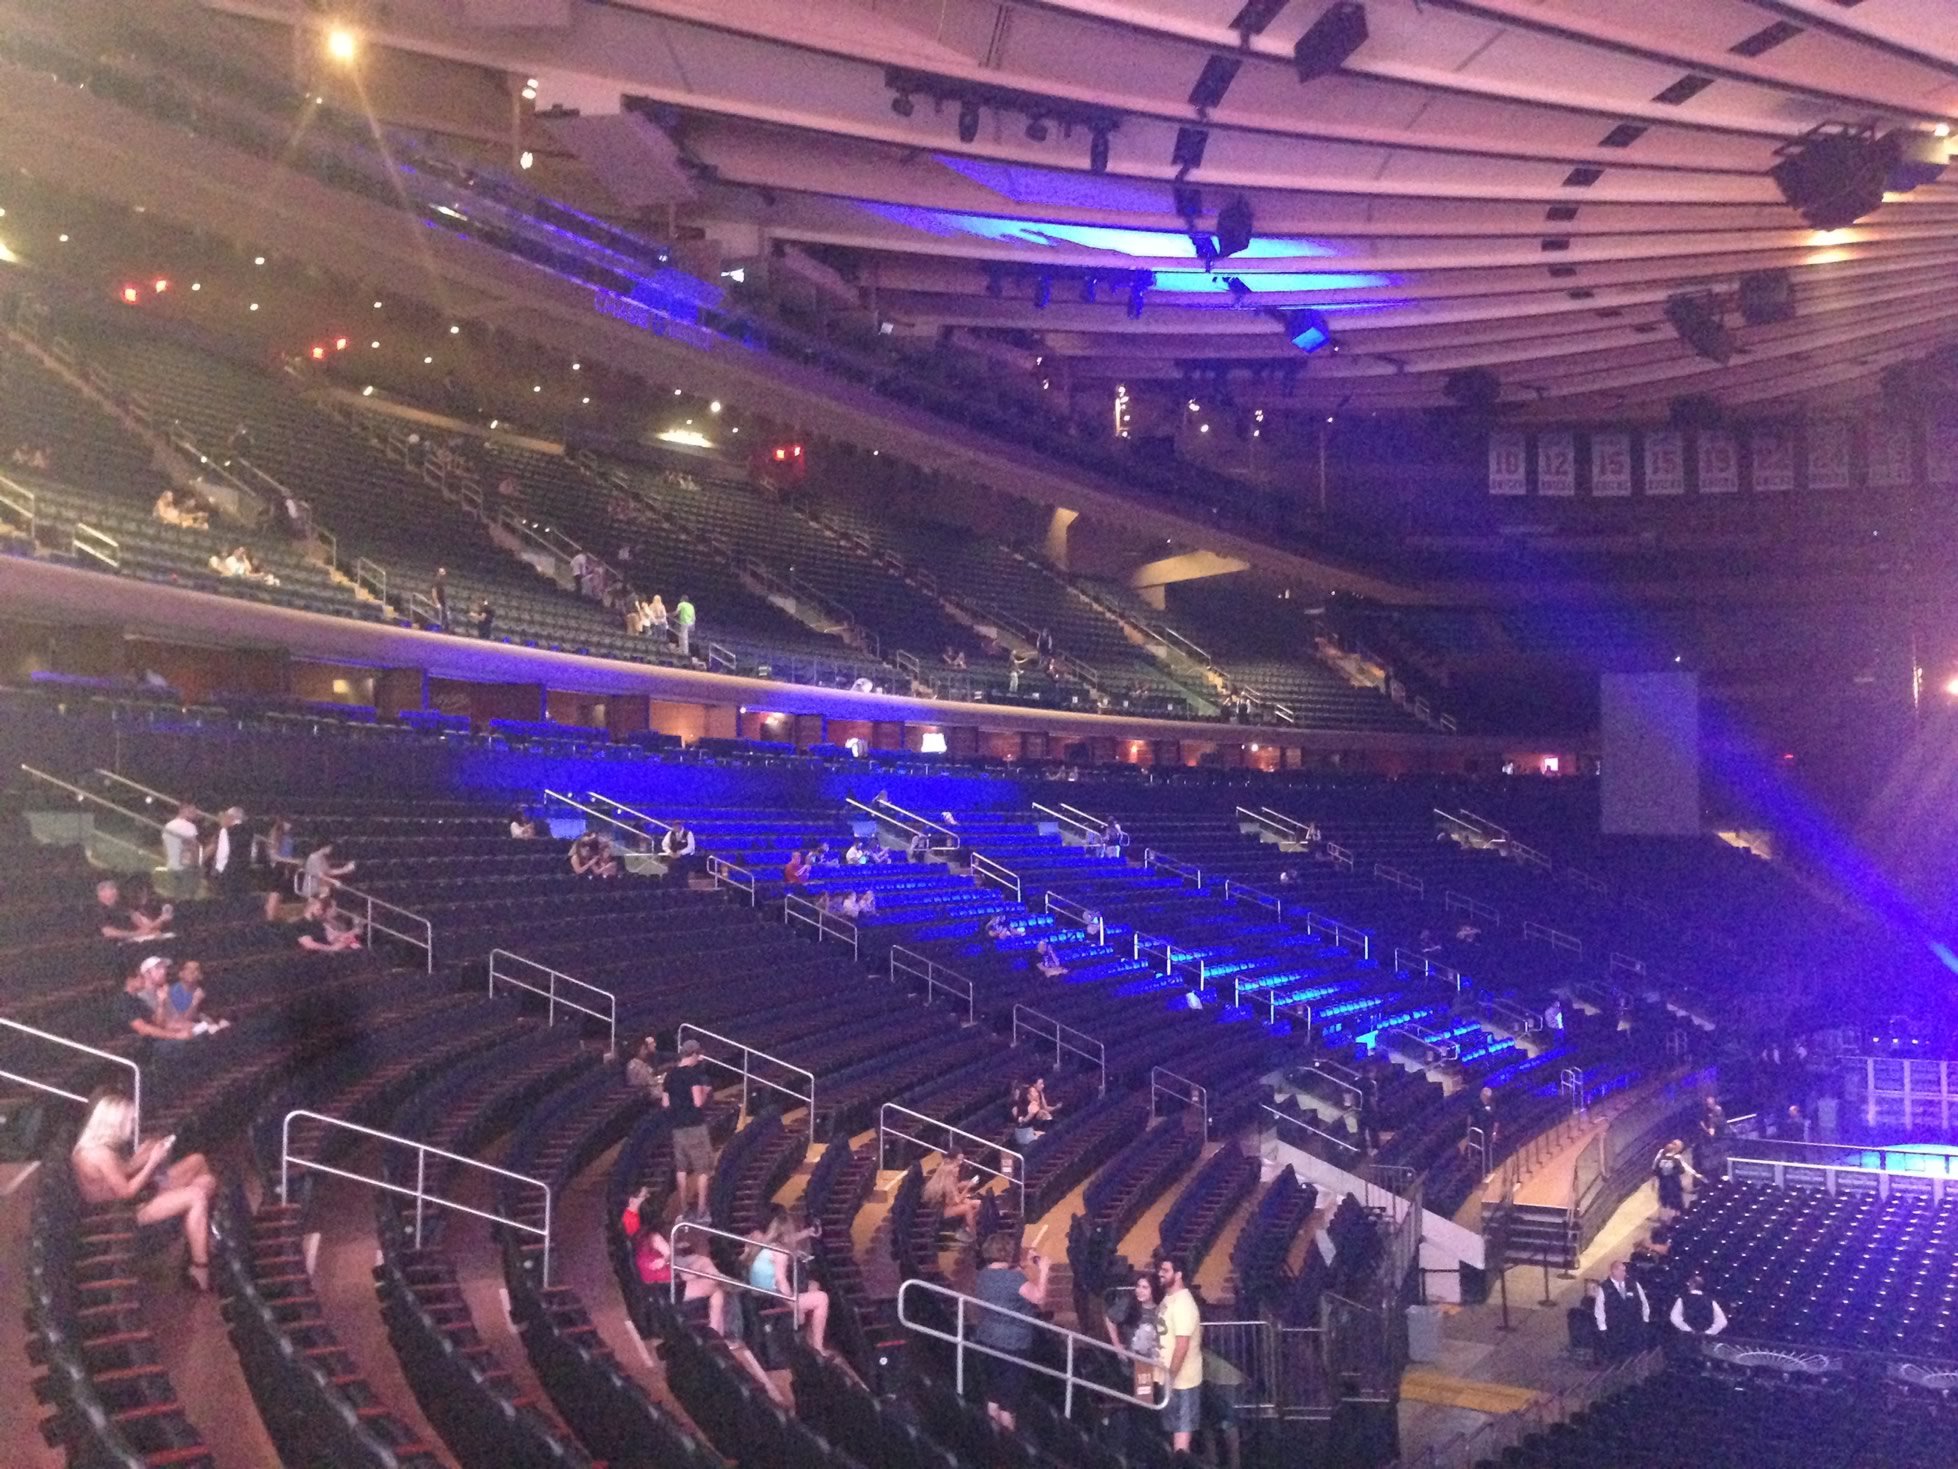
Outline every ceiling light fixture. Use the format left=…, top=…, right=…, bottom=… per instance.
left=324, top=25, right=359, bottom=64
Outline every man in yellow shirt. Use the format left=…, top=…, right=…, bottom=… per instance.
left=1156, top=1253, right=1204, bottom=1452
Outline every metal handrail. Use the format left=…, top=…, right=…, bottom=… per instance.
left=1238, top=806, right=1317, bottom=844
left=969, top=852, right=1022, bottom=901
left=668, top=1217, right=801, bottom=1307
left=280, top=1109, right=554, bottom=1283
left=1394, top=947, right=1464, bottom=990
left=89, top=770, right=203, bottom=819
left=870, top=796, right=963, bottom=843
left=353, top=556, right=388, bottom=604
left=878, top=1103, right=1024, bottom=1219
left=488, top=949, right=617, bottom=1052
left=583, top=792, right=675, bottom=834
left=545, top=789, right=657, bottom=845
left=1030, top=801, right=1102, bottom=842
left=1305, top=911, right=1371, bottom=962
left=72, top=522, right=119, bottom=567
left=677, top=1023, right=817, bottom=1145
left=1444, top=890, right=1501, bottom=925
left=0, top=472, right=35, bottom=538
left=1523, top=921, right=1583, bottom=956
left=0, top=1017, right=143, bottom=1140
left=1044, top=891, right=1105, bottom=944
left=705, top=854, right=758, bottom=905
left=890, top=946, right=976, bottom=1026
left=1322, top=841, right=1356, bottom=871
left=19, top=765, right=170, bottom=830
left=1152, top=1066, right=1210, bottom=1138
left=706, top=643, right=737, bottom=673
left=1222, top=878, right=1284, bottom=916
left=783, top=892, right=860, bottom=959
left=326, top=882, right=434, bottom=972
left=846, top=797, right=960, bottom=850
left=1012, top=1006, right=1107, bottom=1094
left=1143, top=850, right=1205, bottom=889
left=1132, top=929, right=1205, bottom=984
left=1372, top=862, right=1425, bottom=896
left=896, top=1277, right=1163, bottom=1419
left=1264, top=1103, right=1360, bottom=1156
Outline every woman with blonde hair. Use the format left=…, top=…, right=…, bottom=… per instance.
left=70, top=1089, right=219, bottom=1291
left=743, top=1203, right=830, bottom=1353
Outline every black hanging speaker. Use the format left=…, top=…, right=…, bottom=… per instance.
left=1737, top=270, right=1795, bottom=326
left=1294, top=3, right=1368, bottom=83
left=1771, top=128, right=1890, bottom=228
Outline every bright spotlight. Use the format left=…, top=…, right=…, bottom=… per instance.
left=120, top=285, right=140, bottom=304
left=152, top=278, right=169, bottom=293
left=325, top=26, right=359, bottom=64
left=708, top=400, right=722, bottom=414
left=1944, top=675, right=1958, bottom=699
left=518, top=150, right=534, bottom=170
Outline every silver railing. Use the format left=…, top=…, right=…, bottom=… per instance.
left=1237, top=806, right=1317, bottom=845
left=1044, top=891, right=1105, bottom=944
left=324, top=881, right=434, bottom=972
left=1143, top=849, right=1205, bottom=889
left=783, top=892, right=860, bottom=958
left=969, top=852, right=1022, bottom=901
left=1222, top=877, right=1285, bottom=916
left=1322, top=841, right=1357, bottom=871
left=1444, top=890, right=1501, bottom=925
left=1132, top=929, right=1207, bottom=986
left=897, top=1276, right=1163, bottom=1419
left=0, top=1017, right=143, bottom=1140
left=1152, top=1066, right=1210, bottom=1138
left=869, top=796, right=964, bottom=847
left=279, top=1110, right=554, bottom=1283
left=72, top=521, right=120, bottom=567
left=1523, top=920, right=1583, bottom=956
left=488, top=949, right=617, bottom=1052
left=878, top=1103, right=1024, bottom=1219
left=1264, top=1103, right=1361, bottom=1158
left=1372, top=862, right=1425, bottom=896
left=1030, top=801, right=1103, bottom=844
left=677, top=1023, right=817, bottom=1145
left=705, top=855, right=758, bottom=905
left=353, top=556, right=388, bottom=604
left=1394, top=947, right=1465, bottom=990
left=890, top=946, right=975, bottom=1026
left=89, top=770, right=203, bottom=818
left=19, top=763, right=167, bottom=867
left=545, top=789, right=656, bottom=847
left=846, top=797, right=961, bottom=851
left=582, top=791, right=675, bottom=834
left=0, top=473, right=35, bottom=538
left=668, top=1217, right=802, bottom=1306
left=707, top=643, right=737, bottom=673
left=1012, top=1006, right=1106, bottom=1094
left=1305, top=911, right=1371, bottom=961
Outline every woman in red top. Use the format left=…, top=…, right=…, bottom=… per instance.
left=621, top=1186, right=726, bottom=1335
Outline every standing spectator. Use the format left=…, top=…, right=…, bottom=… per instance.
left=647, top=594, right=670, bottom=644
left=70, top=1089, right=218, bottom=1292
left=429, top=567, right=450, bottom=629
left=569, top=548, right=593, bottom=597
left=161, top=803, right=203, bottom=873
left=1104, top=1272, right=1161, bottom=1402
left=1356, top=1067, right=1384, bottom=1154
left=625, top=1037, right=662, bottom=1101
left=783, top=848, right=812, bottom=887
left=1465, top=1086, right=1499, bottom=1167
left=662, top=1038, right=715, bottom=1218
left=209, top=807, right=248, bottom=895
left=471, top=598, right=495, bottom=639
left=1592, top=1260, right=1650, bottom=1360
left=1156, top=1254, right=1204, bottom=1454
left=1694, top=1096, right=1730, bottom=1181
left=973, top=1231, right=1051, bottom=1430
left=301, top=840, right=355, bottom=899
left=1778, top=1102, right=1810, bottom=1142
left=1652, top=1139, right=1699, bottom=1220
left=1667, top=1271, right=1728, bottom=1350
left=673, top=594, right=696, bottom=657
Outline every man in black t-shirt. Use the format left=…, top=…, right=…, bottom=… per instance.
left=663, top=1039, right=715, bottom=1218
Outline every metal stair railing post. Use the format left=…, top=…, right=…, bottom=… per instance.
left=878, top=1103, right=1024, bottom=1217
left=1010, top=1005, right=1107, bottom=1094
left=0, top=1017, right=143, bottom=1140
left=1030, top=801, right=1103, bottom=845
left=866, top=796, right=964, bottom=846
left=1143, top=849, right=1205, bottom=890
left=582, top=792, right=675, bottom=833
left=889, top=946, right=975, bottom=1026
left=488, top=949, right=617, bottom=1052
left=71, top=522, right=120, bottom=568
left=845, top=798, right=960, bottom=852
left=1043, top=891, right=1104, bottom=944
left=280, top=1109, right=554, bottom=1283
left=669, top=1218, right=802, bottom=1307
left=19, top=763, right=169, bottom=866
left=783, top=892, right=860, bottom=959
left=1262, top=1103, right=1360, bottom=1160
left=969, top=852, right=1021, bottom=902
left=90, top=769, right=206, bottom=819
left=704, top=855, right=758, bottom=905
left=897, top=1277, right=1163, bottom=1418
left=0, top=473, right=36, bottom=539
left=326, top=881, right=434, bottom=972
left=1151, top=1067, right=1210, bottom=1138
left=678, top=1023, right=818, bottom=1145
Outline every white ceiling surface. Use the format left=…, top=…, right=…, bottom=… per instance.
left=219, top=0, right=1958, bottom=416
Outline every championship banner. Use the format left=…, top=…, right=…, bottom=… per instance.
left=1867, top=420, right=1915, bottom=488
left=1806, top=419, right=1852, bottom=491
left=1643, top=430, right=1686, bottom=497
left=1929, top=418, right=1958, bottom=486
left=1697, top=429, right=1740, bottom=494
left=1488, top=430, right=1528, bottom=495
left=1751, top=425, right=1796, bottom=493
left=1537, top=430, right=1576, bottom=497
left=1590, top=431, right=1633, bottom=497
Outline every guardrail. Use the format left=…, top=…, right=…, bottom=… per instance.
left=90, top=769, right=200, bottom=818
left=707, top=643, right=737, bottom=673
left=1012, top=1006, right=1106, bottom=1094
left=1562, top=866, right=1607, bottom=896
left=896, top=1277, right=1161, bottom=1418
left=1237, top=806, right=1317, bottom=845
left=1030, top=801, right=1102, bottom=843
left=1393, top=947, right=1464, bottom=990
left=0, top=1017, right=143, bottom=1140
left=280, top=1110, right=555, bottom=1283
left=1383, top=1350, right=1665, bottom=1469
left=1133, top=931, right=1206, bottom=985
left=705, top=855, right=758, bottom=905
left=71, top=521, right=119, bottom=568
left=1609, top=952, right=1647, bottom=981
left=1152, top=1066, right=1210, bottom=1138
left=583, top=792, right=675, bottom=834
left=1389, top=1022, right=1460, bottom=1064
left=669, top=1217, right=802, bottom=1307
left=878, top=1103, right=1024, bottom=1219
left=1264, top=1102, right=1359, bottom=1158
left=783, top=892, right=860, bottom=958
left=1043, top=891, right=1105, bottom=944
left=326, top=882, right=434, bottom=972
left=1445, top=890, right=1501, bottom=925
left=1221, top=877, right=1284, bottom=916
left=544, top=789, right=657, bottom=849
left=890, top=946, right=975, bottom=1026
left=1372, top=862, right=1425, bottom=896
left=0, top=473, right=35, bottom=538
left=1522, top=921, right=1583, bottom=956
left=1481, top=997, right=1544, bottom=1035
left=19, top=762, right=167, bottom=867
left=846, top=797, right=961, bottom=851
left=1322, top=841, right=1356, bottom=871
left=488, top=949, right=616, bottom=1052
left=969, top=852, right=1022, bottom=902
left=1304, top=911, right=1371, bottom=962
left=1143, top=849, right=1204, bottom=889
left=678, top=1023, right=818, bottom=1145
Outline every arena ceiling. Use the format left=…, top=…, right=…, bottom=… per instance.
left=205, top=0, right=1958, bottom=421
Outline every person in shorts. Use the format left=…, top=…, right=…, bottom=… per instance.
left=1156, top=1253, right=1204, bottom=1452
left=662, top=1039, right=715, bottom=1217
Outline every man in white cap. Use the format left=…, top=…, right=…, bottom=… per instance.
left=122, top=956, right=193, bottom=1066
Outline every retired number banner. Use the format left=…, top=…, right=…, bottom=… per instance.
left=1489, top=431, right=1528, bottom=495
left=1590, top=431, right=1633, bottom=497
left=1697, top=429, right=1739, bottom=494
left=1643, top=430, right=1686, bottom=497
left=1537, top=431, right=1576, bottom=497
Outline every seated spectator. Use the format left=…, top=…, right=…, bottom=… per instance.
left=856, top=888, right=877, bottom=917
left=838, top=891, right=862, bottom=920
left=296, top=896, right=363, bottom=952
left=984, top=913, right=1023, bottom=942
left=123, top=957, right=197, bottom=1063
left=301, top=840, right=355, bottom=899
left=783, top=848, right=812, bottom=886
left=510, top=810, right=539, bottom=839
left=71, top=1089, right=218, bottom=1292
left=96, top=878, right=173, bottom=946
left=1035, top=940, right=1069, bottom=978
left=660, top=821, right=698, bottom=880
left=153, top=488, right=183, bottom=525
left=843, top=839, right=870, bottom=866
left=162, top=959, right=229, bottom=1034
left=744, top=1205, right=830, bottom=1354
left=812, top=842, right=834, bottom=866
left=922, top=1143, right=983, bottom=1243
